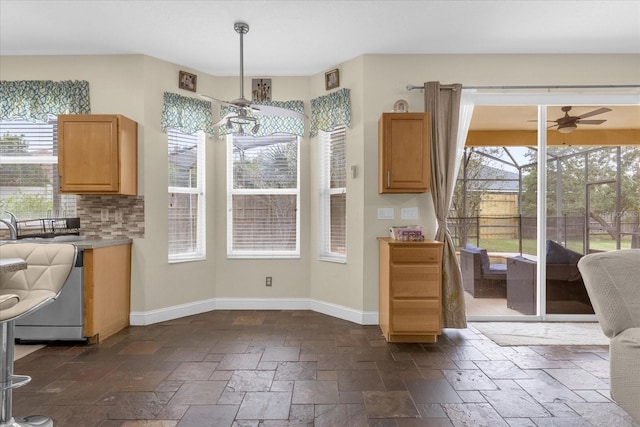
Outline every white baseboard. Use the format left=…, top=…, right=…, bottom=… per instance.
left=130, top=298, right=379, bottom=326
left=129, top=298, right=217, bottom=326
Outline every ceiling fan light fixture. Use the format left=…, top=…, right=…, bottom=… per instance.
left=201, top=21, right=306, bottom=136
left=225, top=112, right=261, bottom=135
left=557, top=122, right=577, bottom=134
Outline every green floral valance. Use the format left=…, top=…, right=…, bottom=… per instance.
left=310, top=88, right=351, bottom=137
left=0, top=80, right=90, bottom=122
left=218, top=100, right=305, bottom=137
left=161, top=92, right=214, bottom=135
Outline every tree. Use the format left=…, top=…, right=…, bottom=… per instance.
left=451, top=147, right=508, bottom=247
left=521, top=145, right=640, bottom=244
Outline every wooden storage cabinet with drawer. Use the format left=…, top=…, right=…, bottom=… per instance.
left=378, top=237, right=443, bottom=343
left=58, top=114, right=138, bottom=195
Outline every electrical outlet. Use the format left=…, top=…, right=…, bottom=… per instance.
left=265, top=276, right=272, bottom=287
left=101, top=208, right=109, bottom=222
left=114, top=209, right=123, bottom=223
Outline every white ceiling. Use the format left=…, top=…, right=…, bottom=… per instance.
left=2, top=1, right=639, bottom=77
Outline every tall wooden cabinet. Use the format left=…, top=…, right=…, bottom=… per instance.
left=58, top=114, right=138, bottom=195
left=378, top=112, right=432, bottom=193
left=378, top=237, right=443, bottom=343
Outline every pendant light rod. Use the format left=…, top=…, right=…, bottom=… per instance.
left=234, top=22, right=249, bottom=100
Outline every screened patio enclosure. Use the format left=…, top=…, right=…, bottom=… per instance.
left=451, top=102, right=640, bottom=318
left=451, top=145, right=640, bottom=256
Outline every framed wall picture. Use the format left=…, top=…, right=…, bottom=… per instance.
left=252, top=78, right=272, bottom=102
left=178, top=70, right=197, bottom=92
left=325, top=69, right=340, bottom=90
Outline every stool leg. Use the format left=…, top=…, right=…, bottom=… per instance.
left=1, top=321, right=16, bottom=425
left=0, top=322, right=52, bottom=427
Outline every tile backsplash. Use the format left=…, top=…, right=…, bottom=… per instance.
left=77, top=195, right=145, bottom=238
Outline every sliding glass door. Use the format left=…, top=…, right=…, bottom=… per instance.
left=454, top=93, right=639, bottom=321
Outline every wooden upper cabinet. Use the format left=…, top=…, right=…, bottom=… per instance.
left=378, top=112, right=432, bottom=193
left=58, top=114, right=138, bottom=195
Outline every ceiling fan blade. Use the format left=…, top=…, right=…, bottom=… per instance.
left=577, top=107, right=612, bottom=119
left=250, top=103, right=308, bottom=119
left=213, top=113, right=233, bottom=128
left=575, top=119, right=607, bottom=125
left=198, top=94, right=238, bottom=109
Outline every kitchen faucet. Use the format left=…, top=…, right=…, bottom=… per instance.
left=1, top=211, right=18, bottom=240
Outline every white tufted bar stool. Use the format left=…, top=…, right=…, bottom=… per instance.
left=0, top=243, right=76, bottom=427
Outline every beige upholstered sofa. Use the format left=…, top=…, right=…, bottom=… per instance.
left=578, top=249, right=640, bottom=421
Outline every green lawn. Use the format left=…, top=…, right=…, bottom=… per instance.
left=475, top=236, right=633, bottom=255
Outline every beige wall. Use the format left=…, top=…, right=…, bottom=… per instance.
left=2, top=53, right=638, bottom=321
left=354, top=53, right=640, bottom=314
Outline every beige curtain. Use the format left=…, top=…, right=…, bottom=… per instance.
left=424, top=82, right=467, bottom=329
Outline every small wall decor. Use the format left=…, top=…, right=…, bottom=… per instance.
left=325, top=68, right=340, bottom=90
left=393, top=99, right=409, bottom=112
left=178, top=70, right=197, bottom=92
left=252, top=78, right=271, bottom=102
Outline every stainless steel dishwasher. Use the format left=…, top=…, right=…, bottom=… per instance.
left=15, top=248, right=87, bottom=342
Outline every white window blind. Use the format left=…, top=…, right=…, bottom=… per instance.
left=0, top=117, right=77, bottom=221
left=227, top=134, right=300, bottom=258
left=168, top=128, right=206, bottom=262
left=318, top=127, right=347, bottom=262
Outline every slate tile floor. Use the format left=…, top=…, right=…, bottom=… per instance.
left=12, top=310, right=640, bottom=427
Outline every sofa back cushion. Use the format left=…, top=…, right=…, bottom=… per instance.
left=577, top=249, right=640, bottom=338
left=546, top=240, right=583, bottom=265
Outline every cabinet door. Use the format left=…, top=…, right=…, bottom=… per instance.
left=83, top=244, right=131, bottom=342
left=378, top=113, right=431, bottom=193
left=58, top=115, right=120, bottom=193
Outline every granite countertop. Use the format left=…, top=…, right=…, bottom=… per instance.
left=0, top=236, right=132, bottom=249
left=0, top=257, right=27, bottom=274
left=65, top=237, right=133, bottom=249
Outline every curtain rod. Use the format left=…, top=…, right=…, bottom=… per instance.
left=406, top=84, right=640, bottom=91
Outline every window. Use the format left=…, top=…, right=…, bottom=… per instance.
left=318, top=127, right=347, bottom=262
left=227, top=134, right=300, bottom=258
left=168, top=128, right=206, bottom=262
left=0, top=117, right=77, bottom=221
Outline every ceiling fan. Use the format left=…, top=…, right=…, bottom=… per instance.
left=199, top=22, right=306, bottom=135
left=549, top=106, right=612, bottom=133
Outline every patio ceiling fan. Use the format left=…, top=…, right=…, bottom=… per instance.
left=548, top=106, right=612, bottom=134
left=199, top=22, right=306, bottom=135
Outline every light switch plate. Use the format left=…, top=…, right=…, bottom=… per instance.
left=377, top=207, right=394, bottom=220
left=401, top=207, right=418, bottom=220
